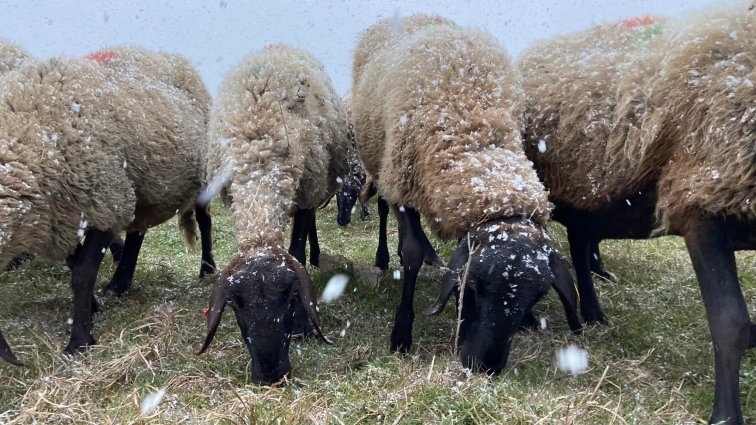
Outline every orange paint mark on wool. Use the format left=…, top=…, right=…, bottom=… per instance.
left=264, top=43, right=287, bottom=51
left=85, top=50, right=118, bottom=62
left=614, top=15, right=662, bottom=29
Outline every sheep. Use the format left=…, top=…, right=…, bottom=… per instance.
left=196, top=44, right=348, bottom=385
left=351, top=17, right=581, bottom=374
left=83, top=47, right=216, bottom=296
left=335, top=133, right=370, bottom=226
left=518, top=4, right=756, bottom=423
left=335, top=95, right=370, bottom=226
left=0, top=47, right=211, bottom=363
left=352, top=14, right=456, bottom=271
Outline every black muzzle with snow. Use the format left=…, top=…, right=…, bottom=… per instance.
left=197, top=248, right=330, bottom=385
left=425, top=217, right=579, bottom=374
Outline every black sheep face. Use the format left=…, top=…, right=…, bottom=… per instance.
left=336, top=147, right=366, bottom=226
left=198, top=251, right=327, bottom=385
left=227, top=255, right=297, bottom=385
left=427, top=218, right=554, bottom=375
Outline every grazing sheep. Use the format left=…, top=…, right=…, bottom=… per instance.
left=83, top=47, right=216, bottom=296
left=519, top=15, right=667, bottom=324
left=197, top=44, right=348, bottom=385
left=0, top=47, right=211, bottom=362
left=352, top=18, right=581, bottom=373
left=519, top=4, right=756, bottom=423
left=352, top=14, right=455, bottom=271
left=335, top=96, right=370, bottom=226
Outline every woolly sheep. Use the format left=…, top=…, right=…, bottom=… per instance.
left=352, top=14, right=455, bottom=271
left=0, top=39, right=32, bottom=366
left=519, top=4, right=755, bottom=423
left=519, top=15, right=667, bottom=324
left=335, top=95, right=371, bottom=226
left=197, top=44, right=348, bottom=385
left=351, top=17, right=581, bottom=374
left=0, top=47, right=211, bottom=363
left=84, top=47, right=216, bottom=296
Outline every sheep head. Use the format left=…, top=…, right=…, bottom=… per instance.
left=197, top=247, right=330, bottom=385
left=425, top=217, right=566, bottom=375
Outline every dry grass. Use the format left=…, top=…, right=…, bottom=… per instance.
left=2, top=200, right=756, bottom=424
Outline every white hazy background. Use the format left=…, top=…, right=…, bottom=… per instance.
left=0, top=0, right=737, bottom=96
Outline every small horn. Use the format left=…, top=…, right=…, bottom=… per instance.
left=549, top=251, right=583, bottom=333
left=424, top=271, right=459, bottom=316
left=424, top=239, right=470, bottom=316
left=0, top=330, right=23, bottom=366
left=278, top=248, right=332, bottom=345
left=196, top=254, right=242, bottom=355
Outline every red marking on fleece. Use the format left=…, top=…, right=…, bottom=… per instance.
left=85, top=50, right=118, bottom=62
left=203, top=308, right=210, bottom=319
left=614, top=15, right=660, bottom=29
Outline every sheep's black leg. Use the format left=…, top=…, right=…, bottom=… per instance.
left=289, top=208, right=316, bottom=339
left=307, top=212, right=320, bottom=267
left=588, top=240, right=617, bottom=282
left=195, top=202, right=216, bottom=277
left=0, top=330, right=23, bottom=366
left=375, top=197, right=390, bottom=271
left=390, top=205, right=425, bottom=353
left=567, top=227, right=606, bottom=324
left=419, top=226, right=443, bottom=267
left=288, top=208, right=312, bottom=266
left=65, top=229, right=111, bottom=354
left=685, top=216, right=748, bottom=425
left=103, top=231, right=145, bottom=297
left=108, top=235, right=125, bottom=263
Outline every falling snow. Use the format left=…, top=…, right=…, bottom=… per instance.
left=556, top=345, right=589, bottom=375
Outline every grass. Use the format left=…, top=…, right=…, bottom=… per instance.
left=1, top=199, right=756, bottom=424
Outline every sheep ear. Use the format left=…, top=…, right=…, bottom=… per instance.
left=197, top=256, right=241, bottom=355
left=424, top=239, right=470, bottom=316
left=280, top=250, right=332, bottom=345
left=0, top=331, right=23, bottom=366
left=549, top=251, right=583, bottom=333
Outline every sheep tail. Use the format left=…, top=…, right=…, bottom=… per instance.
left=178, top=209, right=199, bottom=253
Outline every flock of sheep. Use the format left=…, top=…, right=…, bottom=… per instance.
left=0, top=2, right=754, bottom=423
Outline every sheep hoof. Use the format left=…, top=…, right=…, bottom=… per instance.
left=389, top=331, right=412, bottom=353
left=63, top=335, right=96, bottom=355
left=198, top=262, right=217, bottom=278
left=581, top=309, right=607, bottom=325
left=103, top=279, right=129, bottom=298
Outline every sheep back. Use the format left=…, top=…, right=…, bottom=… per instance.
left=352, top=13, right=455, bottom=90
left=645, top=5, right=756, bottom=225
left=0, top=58, right=137, bottom=262
left=518, top=16, right=667, bottom=211
left=207, top=44, right=348, bottom=250
left=353, top=24, right=550, bottom=240
left=86, top=47, right=210, bottom=230
left=520, top=3, right=756, bottom=227
left=0, top=49, right=209, bottom=264
left=0, top=39, right=30, bottom=75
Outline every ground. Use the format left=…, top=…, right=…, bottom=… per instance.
left=1, top=199, right=756, bottom=424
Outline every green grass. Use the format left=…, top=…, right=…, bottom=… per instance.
left=1, top=199, right=756, bottom=424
